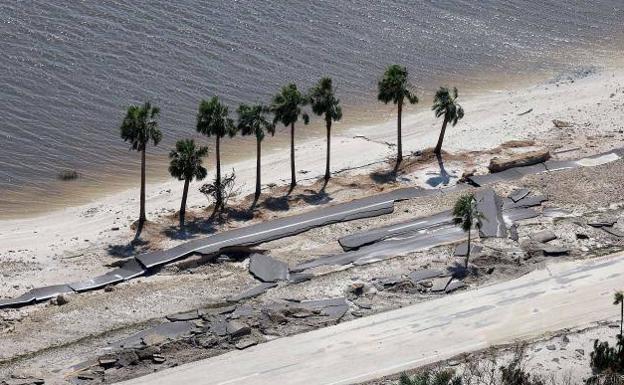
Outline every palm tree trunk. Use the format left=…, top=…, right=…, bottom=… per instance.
left=255, top=138, right=262, bottom=199
left=324, top=119, right=331, bottom=181
left=434, top=117, right=448, bottom=155
left=466, top=225, right=471, bottom=268
left=397, top=101, right=403, bottom=164
left=290, top=122, right=296, bottom=187
left=620, top=302, right=623, bottom=337
left=180, top=178, right=190, bottom=228
left=139, top=146, right=146, bottom=224
left=215, top=136, right=222, bottom=208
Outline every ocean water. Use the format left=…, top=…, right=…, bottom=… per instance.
left=0, top=0, right=622, bottom=218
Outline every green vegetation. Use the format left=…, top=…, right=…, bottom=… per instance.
left=452, top=193, right=480, bottom=267
left=270, top=83, right=309, bottom=188
left=432, top=87, right=464, bottom=155
left=119, top=101, right=162, bottom=232
left=196, top=96, right=237, bottom=209
left=168, top=139, right=209, bottom=227
left=378, top=65, right=419, bottom=165
left=308, top=77, right=342, bottom=181
left=237, top=104, right=275, bottom=200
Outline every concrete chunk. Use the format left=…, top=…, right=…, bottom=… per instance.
left=248, top=254, right=289, bottom=282
left=0, top=293, right=36, bottom=309
left=110, top=258, right=146, bottom=280
left=603, top=227, right=624, bottom=238
left=454, top=243, right=483, bottom=257
left=509, top=188, right=530, bottom=202
left=504, top=207, right=540, bottom=223
left=502, top=195, right=547, bottom=210
left=445, top=280, right=466, bottom=293
left=431, top=277, right=453, bottom=292
left=476, top=189, right=507, bottom=238
left=409, top=269, right=444, bottom=284
left=69, top=272, right=124, bottom=292
left=530, top=230, right=557, bottom=243
left=226, top=320, right=251, bottom=337
left=166, top=310, right=200, bottom=322
left=228, top=282, right=277, bottom=302
left=29, top=284, right=74, bottom=302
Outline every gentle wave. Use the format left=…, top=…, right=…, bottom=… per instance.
left=0, top=0, right=622, bottom=217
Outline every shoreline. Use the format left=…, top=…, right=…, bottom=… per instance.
left=1, top=65, right=623, bottom=261
left=0, top=65, right=594, bottom=220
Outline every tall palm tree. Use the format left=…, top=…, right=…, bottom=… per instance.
left=120, top=101, right=162, bottom=230
left=615, top=291, right=624, bottom=337
left=432, top=87, right=464, bottom=155
left=196, top=96, right=236, bottom=208
left=237, top=104, right=275, bottom=200
left=168, top=139, right=209, bottom=227
left=270, top=83, right=309, bottom=188
left=452, top=193, right=481, bottom=267
left=377, top=65, right=418, bottom=165
left=308, top=77, right=342, bottom=181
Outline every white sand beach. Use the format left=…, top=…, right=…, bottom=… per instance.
left=1, top=66, right=623, bottom=297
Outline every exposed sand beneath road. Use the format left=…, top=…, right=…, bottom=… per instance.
left=1, top=66, right=624, bottom=299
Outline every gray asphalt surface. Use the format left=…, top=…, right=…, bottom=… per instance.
left=118, top=252, right=624, bottom=385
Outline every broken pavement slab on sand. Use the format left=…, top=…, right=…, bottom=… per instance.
left=248, top=254, right=290, bottom=282
left=69, top=272, right=124, bottom=293
left=530, top=230, right=557, bottom=244
left=109, top=321, right=198, bottom=349
left=509, top=188, right=530, bottom=202
left=408, top=269, right=445, bottom=284
left=227, top=282, right=278, bottom=302
left=337, top=210, right=453, bottom=251
left=453, top=243, right=483, bottom=257
left=476, top=189, right=507, bottom=238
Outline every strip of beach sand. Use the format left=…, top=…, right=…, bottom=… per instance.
left=0, top=66, right=623, bottom=298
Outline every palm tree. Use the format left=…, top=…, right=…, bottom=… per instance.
left=452, top=194, right=481, bottom=267
left=237, top=104, right=275, bottom=200
left=196, top=97, right=236, bottom=208
left=615, top=291, right=624, bottom=337
left=270, top=83, right=309, bottom=188
left=120, top=101, right=162, bottom=231
left=432, top=87, right=464, bottom=155
left=308, top=77, right=342, bottom=181
left=168, top=139, right=209, bottom=227
left=377, top=65, right=418, bottom=165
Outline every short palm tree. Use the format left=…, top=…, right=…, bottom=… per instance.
left=432, top=87, right=464, bottom=155
left=270, top=83, right=309, bottom=188
left=452, top=194, right=481, bottom=267
left=615, top=291, right=624, bottom=337
left=168, top=139, right=209, bottom=227
left=119, top=101, right=162, bottom=230
left=378, top=65, right=418, bottom=165
left=237, top=103, right=275, bottom=200
left=196, top=97, right=236, bottom=208
left=308, top=77, right=342, bottom=181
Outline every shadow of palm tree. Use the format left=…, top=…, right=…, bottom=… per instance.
left=263, top=196, right=290, bottom=211
left=163, top=217, right=218, bottom=240
left=107, top=238, right=149, bottom=258
left=447, top=260, right=473, bottom=279
left=370, top=169, right=398, bottom=184
left=426, top=153, right=452, bottom=187
left=297, top=189, right=332, bottom=205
